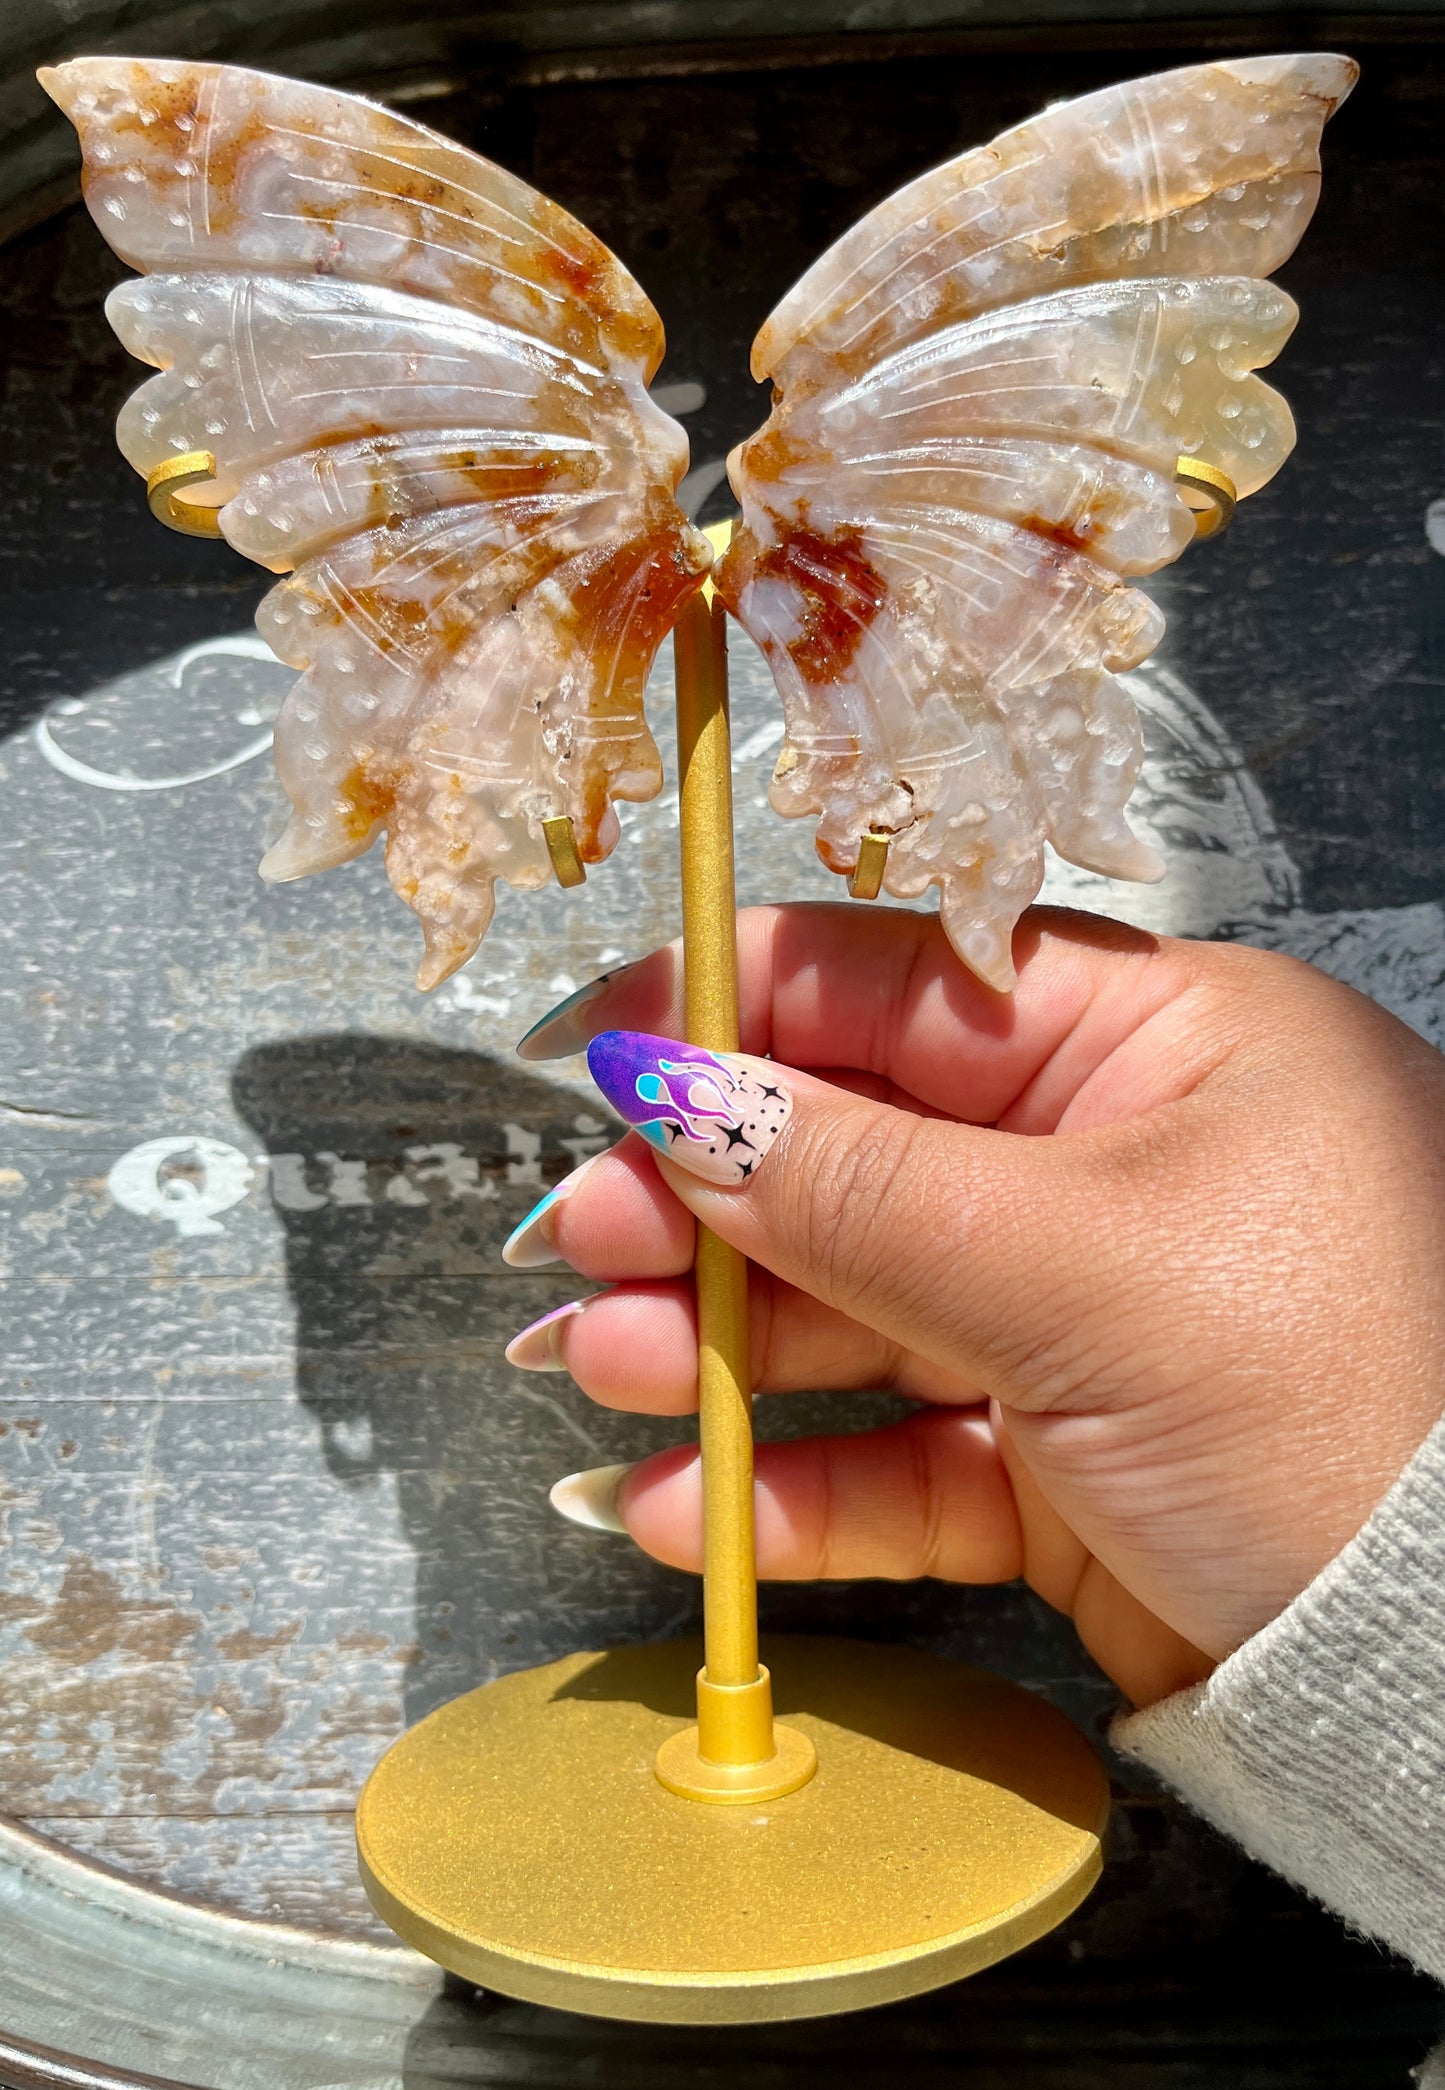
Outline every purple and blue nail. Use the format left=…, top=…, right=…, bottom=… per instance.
left=586, top=1031, right=792, bottom=1187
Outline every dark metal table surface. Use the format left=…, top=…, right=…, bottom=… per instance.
left=2, top=11, right=1444, bottom=2085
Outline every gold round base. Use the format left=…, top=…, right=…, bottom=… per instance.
left=356, top=1635, right=1108, bottom=2026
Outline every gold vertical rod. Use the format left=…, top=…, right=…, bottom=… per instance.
left=672, top=588, right=763, bottom=1711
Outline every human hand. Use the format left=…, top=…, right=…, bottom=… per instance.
left=504, top=905, right=1445, bottom=1706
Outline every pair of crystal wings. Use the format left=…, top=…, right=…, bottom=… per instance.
left=44, top=52, right=1354, bottom=991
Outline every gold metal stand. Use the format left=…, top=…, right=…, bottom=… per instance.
left=355, top=534, right=1109, bottom=2022
left=654, top=580, right=818, bottom=1806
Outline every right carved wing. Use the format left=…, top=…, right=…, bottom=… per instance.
left=722, top=54, right=1355, bottom=989
left=42, top=58, right=709, bottom=987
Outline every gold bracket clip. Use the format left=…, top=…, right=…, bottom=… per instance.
left=543, top=815, right=587, bottom=889
left=146, top=451, right=224, bottom=540
left=848, top=829, right=889, bottom=901
left=699, top=516, right=735, bottom=607
left=1175, top=456, right=1238, bottom=542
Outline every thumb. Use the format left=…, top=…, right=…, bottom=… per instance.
left=586, top=1029, right=1141, bottom=1405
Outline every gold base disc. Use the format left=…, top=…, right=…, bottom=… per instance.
left=356, top=1635, right=1108, bottom=2026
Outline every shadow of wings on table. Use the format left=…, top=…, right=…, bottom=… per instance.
left=229, top=1032, right=705, bottom=1724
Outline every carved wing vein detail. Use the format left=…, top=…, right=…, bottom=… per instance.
left=720, top=52, right=1355, bottom=986
left=43, top=56, right=709, bottom=986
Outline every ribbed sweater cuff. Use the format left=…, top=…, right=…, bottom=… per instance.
left=1112, top=1418, right=1445, bottom=1982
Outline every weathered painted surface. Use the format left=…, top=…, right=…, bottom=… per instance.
left=2, top=33, right=1444, bottom=2085
left=6, top=619, right=1445, bottom=1951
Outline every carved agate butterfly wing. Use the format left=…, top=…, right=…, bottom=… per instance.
left=42, top=59, right=710, bottom=987
left=719, top=54, right=1356, bottom=988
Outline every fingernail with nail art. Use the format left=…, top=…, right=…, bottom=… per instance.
left=586, top=1032, right=792, bottom=1187
left=505, top=1299, right=587, bottom=1372
left=516, top=963, right=637, bottom=1062
left=549, top=1462, right=634, bottom=1534
left=500, top=1151, right=607, bottom=1269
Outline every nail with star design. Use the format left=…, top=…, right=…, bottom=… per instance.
left=585, top=1031, right=792, bottom=1187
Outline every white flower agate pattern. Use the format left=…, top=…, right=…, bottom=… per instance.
left=42, top=58, right=710, bottom=987
left=718, top=53, right=1356, bottom=989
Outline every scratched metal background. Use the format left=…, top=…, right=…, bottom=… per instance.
left=2, top=10, right=1445, bottom=2086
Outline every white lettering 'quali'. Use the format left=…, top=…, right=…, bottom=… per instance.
left=104, top=1117, right=615, bottom=1237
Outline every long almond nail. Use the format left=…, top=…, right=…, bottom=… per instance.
left=500, top=1151, right=607, bottom=1269
left=505, top=1300, right=586, bottom=1371
left=586, top=1032, right=791, bottom=1187
left=516, top=963, right=637, bottom=1062
left=549, top=1463, right=634, bottom=1534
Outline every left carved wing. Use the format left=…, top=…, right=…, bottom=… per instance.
left=720, top=54, right=1356, bottom=989
left=43, top=58, right=708, bottom=986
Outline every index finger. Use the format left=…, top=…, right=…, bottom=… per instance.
left=518, top=901, right=1195, bottom=1131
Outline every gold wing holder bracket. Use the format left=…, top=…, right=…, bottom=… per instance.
left=1175, top=455, right=1237, bottom=541
left=145, top=451, right=224, bottom=540
left=542, top=815, right=587, bottom=889
left=848, top=828, right=890, bottom=901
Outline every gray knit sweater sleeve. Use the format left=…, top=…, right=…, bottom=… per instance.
left=1113, top=1417, right=1445, bottom=1985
